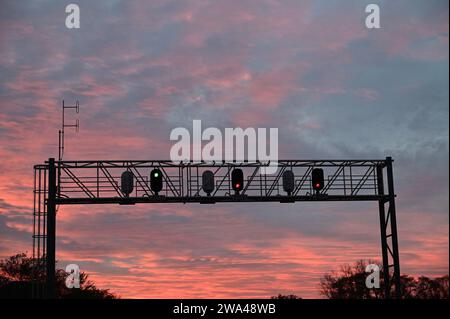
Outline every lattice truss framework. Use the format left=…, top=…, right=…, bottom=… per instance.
left=32, top=158, right=401, bottom=298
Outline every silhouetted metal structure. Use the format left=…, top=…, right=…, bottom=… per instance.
left=32, top=158, right=401, bottom=298
left=58, top=100, right=79, bottom=162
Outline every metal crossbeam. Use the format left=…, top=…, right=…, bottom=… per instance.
left=54, top=194, right=389, bottom=205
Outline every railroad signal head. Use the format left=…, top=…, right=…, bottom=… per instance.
left=202, top=170, right=215, bottom=195
left=282, top=170, right=295, bottom=195
left=150, top=168, right=163, bottom=194
left=231, top=169, right=244, bottom=193
left=312, top=168, right=324, bottom=192
left=121, top=171, right=134, bottom=197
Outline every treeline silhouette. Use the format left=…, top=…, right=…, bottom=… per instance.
left=320, top=260, right=448, bottom=299
left=274, top=260, right=449, bottom=299
left=0, top=253, right=116, bottom=299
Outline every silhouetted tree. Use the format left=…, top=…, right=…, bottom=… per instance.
left=413, top=275, right=449, bottom=299
left=271, top=294, right=302, bottom=299
left=0, top=253, right=117, bottom=299
left=320, top=260, right=449, bottom=299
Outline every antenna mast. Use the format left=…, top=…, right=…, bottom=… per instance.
left=58, top=100, right=80, bottom=161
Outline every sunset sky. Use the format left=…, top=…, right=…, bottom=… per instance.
left=0, top=0, right=448, bottom=298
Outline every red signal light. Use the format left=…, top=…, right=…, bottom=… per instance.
left=231, top=169, right=244, bottom=193
left=312, top=168, right=325, bottom=192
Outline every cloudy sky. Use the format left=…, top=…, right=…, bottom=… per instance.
left=0, top=0, right=448, bottom=298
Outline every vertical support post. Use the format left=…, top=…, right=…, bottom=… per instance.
left=376, top=165, right=390, bottom=298
left=386, top=157, right=401, bottom=298
left=46, top=158, right=57, bottom=298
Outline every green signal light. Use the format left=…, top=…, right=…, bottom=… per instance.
left=154, top=172, right=159, bottom=178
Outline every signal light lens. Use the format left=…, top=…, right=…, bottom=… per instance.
left=120, top=171, right=134, bottom=197
left=150, top=168, right=163, bottom=194
left=231, top=169, right=244, bottom=193
left=282, top=170, right=295, bottom=195
left=202, top=170, right=215, bottom=195
left=312, top=168, right=325, bottom=192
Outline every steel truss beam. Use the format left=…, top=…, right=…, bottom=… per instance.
left=32, top=158, right=401, bottom=299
